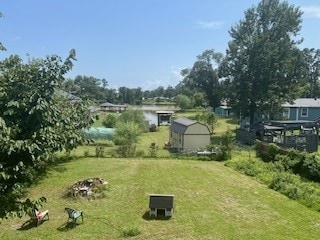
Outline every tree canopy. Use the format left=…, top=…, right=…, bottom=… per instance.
left=0, top=51, right=92, bottom=219
left=223, top=0, right=304, bottom=123
left=181, top=49, right=223, bottom=109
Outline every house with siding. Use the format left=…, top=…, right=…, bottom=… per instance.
left=215, top=105, right=233, bottom=117
left=282, top=98, right=320, bottom=121
left=169, top=117, right=211, bottom=152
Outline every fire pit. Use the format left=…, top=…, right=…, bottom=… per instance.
left=66, top=178, right=108, bottom=199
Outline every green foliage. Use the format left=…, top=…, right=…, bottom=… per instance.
left=121, top=225, right=141, bottom=237
left=118, top=86, right=143, bottom=105
left=0, top=51, right=92, bottom=219
left=64, top=75, right=111, bottom=102
left=269, top=172, right=320, bottom=209
left=148, top=142, right=158, bottom=157
left=223, top=0, right=304, bottom=123
left=301, top=153, right=320, bottom=182
left=269, top=172, right=301, bottom=199
left=273, top=154, right=298, bottom=172
left=175, top=94, right=193, bottom=110
left=95, top=145, right=105, bottom=157
left=206, top=111, right=217, bottom=133
left=266, top=143, right=281, bottom=162
left=226, top=158, right=262, bottom=177
left=254, top=141, right=281, bottom=162
left=215, top=128, right=233, bottom=161
left=255, top=142, right=320, bottom=183
left=300, top=48, right=320, bottom=98
left=115, top=122, right=142, bottom=157
left=102, top=113, right=117, bottom=128
left=118, top=109, right=148, bottom=133
left=228, top=153, right=320, bottom=211
left=193, top=92, right=206, bottom=107
left=181, top=49, right=223, bottom=109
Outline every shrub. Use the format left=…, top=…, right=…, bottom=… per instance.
left=255, top=141, right=281, bottom=162
left=273, top=154, right=300, bottom=173
left=301, top=153, right=320, bottom=182
left=149, top=124, right=157, bottom=132
left=225, top=158, right=263, bottom=177
left=121, top=225, right=141, bottom=237
left=215, top=129, right=233, bottom=161
left=95, top=145, right=105, bottom=157
left=268, top=172, right=301, bottom=199
left=267, top=143, right=280, bottom=162
left=148, top=142, right=158, bottom=157
left=84, top=150, right=90, bottom=157
left=102, top=113, right=117, bottom=128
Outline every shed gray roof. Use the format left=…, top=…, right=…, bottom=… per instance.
left=170, top=117, right=198, bottom=134
left=282, top=98, right=320, bottom=108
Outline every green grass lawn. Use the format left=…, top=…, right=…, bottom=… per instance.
left=2, top=116, right=320, bottom=239
left=1, top=157, right=320, bottom=239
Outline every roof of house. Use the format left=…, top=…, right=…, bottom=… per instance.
left=219, top=106, right=232, bottom=110
left=57, top=90, right=81, bottom=101
left=100, top=102, right=126, bottom=107
left=282, top=98, right=320, bottom=108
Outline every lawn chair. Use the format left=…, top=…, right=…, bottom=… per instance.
left=29, top=209, right=49, bottom=227
left=65, top=207, right=83, bottom=227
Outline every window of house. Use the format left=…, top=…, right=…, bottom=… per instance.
left=282, top=108, right=290, bottom=120
left=301, top=108, right=308, bottom=117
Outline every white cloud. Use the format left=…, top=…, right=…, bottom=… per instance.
left=301, top=6, right=320, bottom=18
left=195, top=21, right=224, bottom=29
left=141, top=66, right=185, bottom=91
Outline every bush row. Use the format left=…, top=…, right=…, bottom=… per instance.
left=255, top=141, right=320, bottom=182
left=226, top=155, right=320, bottom=211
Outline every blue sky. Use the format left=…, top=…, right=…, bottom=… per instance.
left=1, top=0, right=320, bottom=90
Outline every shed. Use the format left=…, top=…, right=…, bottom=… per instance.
left=149, top=194, right=174, bottom=217
left=169, top=117, right=211, bottom=152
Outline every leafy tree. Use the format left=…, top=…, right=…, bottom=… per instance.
left=193, top=92, right=206, bottom=108
left=181, top=49, right=223, bottom=109
left=300, top=48, right=320, bottom=98
left=118, top=87, right=143, bottom=104
left=117, top=109, right=148, bottom=132
left=114, top=122, right=142, bottom=157
left=223, top=0, right=304, bottom=124
left=164, top=86, right=175, bottom=99
left=114, top=109, right=148, bottom=157
left=73, top=75, right=108, bottom=102
left=0, top=51, right=92, bottom=219
left=206, top=111, right=217, bottom=134
left=175, top=94, right=194, bottom=110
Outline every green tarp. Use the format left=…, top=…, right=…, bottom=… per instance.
left=84, top=127, right=115, bottom=140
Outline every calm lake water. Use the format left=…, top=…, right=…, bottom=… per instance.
left=132, top=105, right=180, bottom=125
